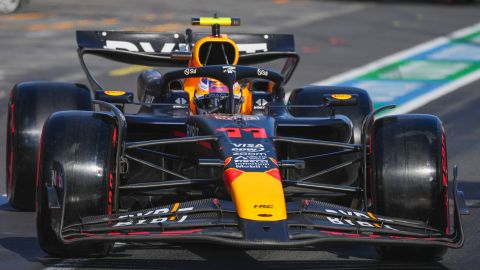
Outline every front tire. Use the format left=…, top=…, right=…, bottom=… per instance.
left=371, top=114, right=449, bottom=260
left=6, top=82, right=92, bottom=210
left=36, top=111, right=116, bottom=257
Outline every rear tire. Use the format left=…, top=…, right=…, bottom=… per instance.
left=371, top=114, right=449, bottom=260
left=36, top=111, right=116, bottom=257
left=6, top=82, right=92, bottom=210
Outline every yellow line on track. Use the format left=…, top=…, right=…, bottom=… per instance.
left=109, top=65, right=151, bottom=77
left=0, top=12, right=50, bottom=21
left=51, top=21, right=75, bottom=30
left=101, top=18, right=120, bottom=26
left=77, top=19, right=96, bottom=27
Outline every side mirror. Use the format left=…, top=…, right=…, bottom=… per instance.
left=95, top=90, right=134, bottom=104
left=323, top=94, right=358, bottom=106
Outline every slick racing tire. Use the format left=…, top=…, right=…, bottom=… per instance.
left=371, top=114, right=449, bottom=260
left=288, top=86, right=373, bottom=144
left=36, top=111, right=116, bottom=257
left=6, top=82, right=92, bottom=211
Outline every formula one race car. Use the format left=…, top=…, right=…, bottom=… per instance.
left=6, top=17, right=464, bottom=259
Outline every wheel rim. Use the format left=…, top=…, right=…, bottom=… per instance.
left=0, top=0, right=21, bottom=14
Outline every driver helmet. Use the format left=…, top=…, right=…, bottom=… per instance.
left=194, top=77, right=243, bottom=114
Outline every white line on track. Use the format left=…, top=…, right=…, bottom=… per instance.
left=0, top=194, right=7, bottom=205
left=311, top=22, right=480, bottom=114
left=390, top=69, right=480, bottom=114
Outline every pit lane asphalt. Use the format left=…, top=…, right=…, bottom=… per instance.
left=1, top=1, right=479, bottom=269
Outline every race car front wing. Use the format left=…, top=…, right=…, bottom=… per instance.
left=59, top=181, right=464, bottom=249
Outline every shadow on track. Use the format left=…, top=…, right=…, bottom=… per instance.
left=0, top=237, right=45, bottom=261
left=458, top=181, right=480, bottom=209
left=22, top=243, right=451, bottom=270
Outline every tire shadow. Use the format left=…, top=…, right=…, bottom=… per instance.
left=30, top=242, right=452, bottom=270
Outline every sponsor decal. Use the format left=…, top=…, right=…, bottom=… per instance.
left=232, top=143, right=264, bottom=148
left=237, top=43, right=268, bottom=53
left=257, top=69, right=269, bottom=76
left=211, top=115, right=260, bottom=121
left=50, top=168, right=63, bottom=188
left=254, top=204, right=273, bottom=209
left=232, top=143, right=267, bottom=155
left=223, top=66, right=236, bottom=74
left=234, top=159, right=270, bottom=169
left=112, top=203, right=193, bottom=227
left=184, top=68, right=197, bottom=75
left=228, top=142, right=273, bottom=169
left=104, top=40, right=147, bottom=52
left=144, top=94, right=155, bottom=104
left=324, top=209, right=398, bottom=231
left=104, top=40, right=268, bottom=54
left=186, top=125, right=199, bottom=137
left=104, top=40, right=188, bottom=53
left=254, top=98, right=268, bottom=110
left=331, top=94, right=352, bottom=100
left=234, top=154, right=267, bottom=160
left=232, top=144, right=268, bottom=160
left=232, top=144, right=265, bottom=152
left=175, top=97, right=188, bottom=105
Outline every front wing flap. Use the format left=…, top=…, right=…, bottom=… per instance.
left=60, top=196, right=464, bottom=249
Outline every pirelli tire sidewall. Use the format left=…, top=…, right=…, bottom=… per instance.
left=371, top=114, right=449, bottom=260
left=6, top=82, right=92, bottom=211
left=36, top=111, right=116, bottom=257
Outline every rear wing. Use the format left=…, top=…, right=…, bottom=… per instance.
left=76, top=31, right=299, bottom=90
